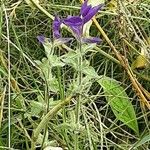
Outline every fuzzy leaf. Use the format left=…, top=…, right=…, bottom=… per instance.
left=35, top=58, right=60, bottom=92
left=30, top=101, right=45, bottom=116
left=82, top=60, right=99, bottom=78
left=61, top=51, right=79, bottom=69
left=43, top=42, right=53, bottom=57
left=81, top=43, right=97, bottom=54
left=48, top=55, right=65, bottom=67
left=98, top=76, right=139, bottom=135
left=35, top=58, right=52, bottom=80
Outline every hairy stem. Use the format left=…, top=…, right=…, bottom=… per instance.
left=75, top=40, right=82, bottom=150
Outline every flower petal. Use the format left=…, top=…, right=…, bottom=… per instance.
left=82, top=37, right=102, bottom=44
left=81, top=5, right=92, bottom=17
left=83, top=4, right=104, bottom=24
left=37, top=35, right=45, bottom=44
left=53, top=16, right=62, bottom=39
left=80, top=0, right=88, bottom=14
left=80, top=1, right=92, bottom=17
left=63, top=16, right=83, bottom=38
left=63, top=16, right=82, bottom=26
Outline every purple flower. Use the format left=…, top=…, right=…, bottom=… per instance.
left=64, top=16, right=82, bottom=27
left=37, top=16, right=62, bottom=44
left=53, top=16, right=62, bottom=39
left=64, top=16, right=83, bottom=38
left=63, top=0, right=104, bottom=44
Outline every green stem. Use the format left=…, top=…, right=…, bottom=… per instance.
left=75, top=40, right=82, bottom=150
left=76, top=41, right=82, bottom=123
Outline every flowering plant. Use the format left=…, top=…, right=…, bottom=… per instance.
left=36, top=2, right=103, bottom=148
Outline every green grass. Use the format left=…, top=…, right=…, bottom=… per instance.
left=0, top=0, right=150, bottom=150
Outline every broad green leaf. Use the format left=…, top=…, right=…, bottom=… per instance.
left=47, top=77, right=59, bottom=92
left=35, top=58, right=52, bottom=80
left=43, top=42, right=53, bottom=57
left=133, top=134, right=150, bottom=148
left=98, top=76, right=139, bottom=135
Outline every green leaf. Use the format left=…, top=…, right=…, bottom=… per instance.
left=61, top=51, right=79, bottom=69
left=47, top=77, right=59, bottom=92
left=43, top=42, right=53, bottom=57
left=35, top=57, right=52, bottom=80
left=98, top=76, right=139, bottom=135
left=35, top=56, right=61, bottom=92
left=30, top=101, right=45, bottom=116
left=48, top=55, right=65, bottom=67
left=82, top=60, right=99, bottom=79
